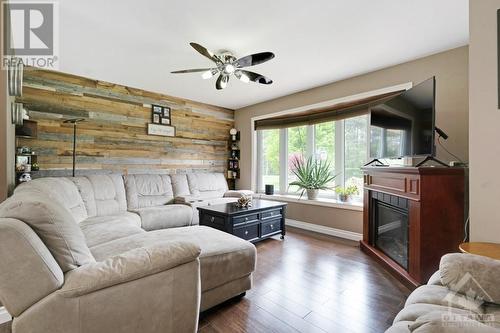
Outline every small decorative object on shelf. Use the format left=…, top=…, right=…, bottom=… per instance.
left=230, top=128, right=238, bottom=141
left=227, top=128, right=240, bottom=189
left=335, top=185, right=359, bottom=202
left=265, top=184, right=274, bottom=195
left=18, top=173, right=31, bottom=183
left=15, top=145, right=38, bottom=185
left=235, top=195, right=252, bottom=208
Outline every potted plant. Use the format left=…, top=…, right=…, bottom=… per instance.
left=289, top=155, right=336, bottom=200
left=335, top=185, right=359, bottom=202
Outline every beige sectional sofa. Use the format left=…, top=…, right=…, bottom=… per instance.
left=387, top=253, right=500, bottom=332
left=0, top=173, right=256, bottom=333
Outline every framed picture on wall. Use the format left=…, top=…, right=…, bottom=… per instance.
left=163, top=107, right=170, bottom=118
left=151, top=105, right=172, bottom=127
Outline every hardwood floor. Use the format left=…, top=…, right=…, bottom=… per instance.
left=199, top=228, right=411, bottom=333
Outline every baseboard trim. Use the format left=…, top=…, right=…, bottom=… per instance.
left=285, top=218, right=362, bottom=241
left=0, top=307, right=11, bottom=324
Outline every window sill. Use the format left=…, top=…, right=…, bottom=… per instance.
left=254, top=193, right=363, bottom=211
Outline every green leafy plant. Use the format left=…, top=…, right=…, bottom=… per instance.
left=288, top=155, right=337, bottom=199
left=335, top=185, right=359, bottom=201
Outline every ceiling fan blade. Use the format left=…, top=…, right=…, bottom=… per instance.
left=216, top=74, right=229, bottom=90
left=235, top=52, right=275, bottom=68
left=171, top=68, right=214, bottom=74
left=190, top=42, right=221, bottom=64
left=236, top=70, right=273, bottom=84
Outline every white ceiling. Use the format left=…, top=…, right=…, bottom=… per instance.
left=58, top=0, right=469, bottom=110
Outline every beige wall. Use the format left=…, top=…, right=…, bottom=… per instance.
left=0, top=69, right=15, bottom=201
left=469, top=1, right=500, bottom=242
left=235, top=46, right=468, bottom=232
left=287, top=203, right=363, bottom=234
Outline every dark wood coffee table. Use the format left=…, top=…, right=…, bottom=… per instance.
left=197, top=199, right=287, bottom=243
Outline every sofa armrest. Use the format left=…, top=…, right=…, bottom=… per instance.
left=59, top=241, right=201, bottom=298
left=224, top=190, right=254, bottom=198
left=440, top=253, right=500, bottom=304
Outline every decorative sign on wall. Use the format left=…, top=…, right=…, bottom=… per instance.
left=149, top=104, right=175, bottom=136
left=148, top=123, right=175, bottom=137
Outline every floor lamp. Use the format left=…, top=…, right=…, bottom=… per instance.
left=63, top=118, right=85, bottom=177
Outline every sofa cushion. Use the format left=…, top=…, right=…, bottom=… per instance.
left=124, top=174, right=174, bottom=210
left=0, top=193, right=95, bottom=272
left=81, top=211, right=142, bottom=228
left=405, top=285, right=484, bottom=314
left=385, top=321, right=412, bottom=333
left=394, top=303, right=475, bottom=324
left=0, top=218, right=64, bottom=317
left=79, top=212, right=144, bottom=247
left=84, top=174, right=127, bottom=216
left=131, top=205, right=193, bottom=231
left=440, top=253, right=500, bottom=304
left=15, top=177, right=88, bottom=223
left=89, top=226, right=256, bottom=292
left=170, top=174, right=190, bottom=197
left=187, top=173, right=228, bottom=196
left=427, top=270, right=442, bottom=286
left=71, top=176, right=98, bottom=217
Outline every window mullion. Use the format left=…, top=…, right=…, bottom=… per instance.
left=306, top=125, right=314, bottom=159
left=256, top=130, right=263, bottom=192
left=335, top=121, right=345, bottom=188
left=279, top=128, right=287, bottom=194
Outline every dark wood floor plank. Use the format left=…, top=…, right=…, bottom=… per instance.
left=200, top=228, right=410, bottom=333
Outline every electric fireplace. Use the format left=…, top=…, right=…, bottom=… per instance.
left=360, top=166, right=466, bottom=289
left=371, top=192, right=409, bottom=270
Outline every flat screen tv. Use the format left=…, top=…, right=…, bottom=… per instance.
left=369, top=77, right=436, bottom=159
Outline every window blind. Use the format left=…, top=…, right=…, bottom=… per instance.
left=254, top=90, right=405, bottom=130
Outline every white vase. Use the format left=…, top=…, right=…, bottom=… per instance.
left=306, top=189, right=319, bottom=200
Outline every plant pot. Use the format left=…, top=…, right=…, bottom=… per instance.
left=338, top=194, right=350, bottom=202
left=306, top=189, right=319, bottom=200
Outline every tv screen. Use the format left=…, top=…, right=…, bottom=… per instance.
left=369, top=77, right=435, bottom=159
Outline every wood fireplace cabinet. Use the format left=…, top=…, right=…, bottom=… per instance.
left=360, top=167, right=466, bottom=289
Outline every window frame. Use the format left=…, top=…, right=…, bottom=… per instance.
left=256, top=117, right=368, bottom=199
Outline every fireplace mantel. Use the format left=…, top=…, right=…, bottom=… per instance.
left=360, top=166, right=466, bottom=289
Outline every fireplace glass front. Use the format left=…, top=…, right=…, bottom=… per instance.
left=373, top=198, right=409, bottom=270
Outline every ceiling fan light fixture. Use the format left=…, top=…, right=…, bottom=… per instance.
left=224, top=64, right=235, bottom=74
left=202, top=69, right=218, bottom=79
left=221, top=75, right=229, bottom=89
left=240, top=73, right=250, bottom=83
left=172, top=42, right=275, bottom=90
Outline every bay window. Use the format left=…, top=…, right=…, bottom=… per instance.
left=256, top=115, right=368, bottom=199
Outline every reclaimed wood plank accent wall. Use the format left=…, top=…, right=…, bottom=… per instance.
left=16, top=67, right=234, bottom=176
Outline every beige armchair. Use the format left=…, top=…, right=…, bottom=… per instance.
left=0, top=218, right=201, bottom=333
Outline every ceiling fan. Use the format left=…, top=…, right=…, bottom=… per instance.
left=171, top=42, right=275, bottom=90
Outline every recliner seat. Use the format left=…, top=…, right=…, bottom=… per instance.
left=0, top=172, right=256, bottom=333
